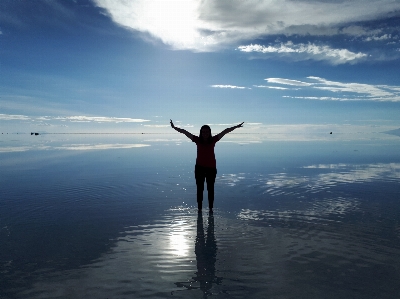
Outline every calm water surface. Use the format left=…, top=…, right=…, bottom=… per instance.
left=1, top=133, right=400, bottom=298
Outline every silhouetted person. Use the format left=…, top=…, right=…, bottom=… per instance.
left=170, top=120, right=244, bottom=211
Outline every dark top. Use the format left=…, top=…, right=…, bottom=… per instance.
left=192, top=136, right=220, bottom=168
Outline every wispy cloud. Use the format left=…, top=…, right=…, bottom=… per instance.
left=364, top=34, right=393, bottom=42
left=93, top=0, right=400, bottom=52
left=265, top=78, right=312, bottom=87
left=54, top=116, right=150, bottom=123
left=253, top=85, right=288, bottom=90
left=264, top=76, right=400, bottom=102
left=0, top=114, right=152, bottom=133
left=237, top=42, right=367, bottom=64
left=0, top=114, right=30, bottom=121
left=55, top=144, right=150, bottom=150
left=0, top=114, right=150, bottom=123
left=210, top=85, right=247, bottom=89
left=144, top=124, right=170, bottom=128
left=213, top=76, right=400, bottom=102
left=308, top=76, right=397, bottom=99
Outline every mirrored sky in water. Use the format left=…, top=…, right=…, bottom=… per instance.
left=1, top=134, right=400, bottom=298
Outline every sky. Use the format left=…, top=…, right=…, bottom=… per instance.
left=1, top=0, right=400, bottom=137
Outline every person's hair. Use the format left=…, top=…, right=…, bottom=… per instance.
left=199, top=125, right=213, bottom=144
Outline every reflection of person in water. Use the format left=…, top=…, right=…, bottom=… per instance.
left=174, top=213, right=222, bottom=296
left=194, top=212, right=222, bottom=296
left=170, top=120, right=244, bottom=211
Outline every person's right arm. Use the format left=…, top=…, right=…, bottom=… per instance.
left=170, top=119, right=195, bottom=141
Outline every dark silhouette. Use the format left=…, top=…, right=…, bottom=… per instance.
left=170, top=120, right=244, bottom=211
left=174, top=212, right=222, bottom=297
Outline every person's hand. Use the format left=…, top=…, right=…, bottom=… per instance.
left=170, top=119, right=175, bottom=128
left=236, top=122, right=244, bottom=129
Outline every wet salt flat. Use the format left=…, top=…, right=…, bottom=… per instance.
left=1, top=133, right=400, bottom=298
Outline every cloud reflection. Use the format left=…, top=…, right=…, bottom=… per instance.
left=0, top=146, right=36, bottom=153
left=225, top=163, right=400, bottom=224
left=263, top=163, right=400, bottom=196
left=238, top=196, right=360, bottom=224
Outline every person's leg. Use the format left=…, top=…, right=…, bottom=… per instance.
left=195, top=165, right=205, bottom=210
left=205, top=168, right=217, bottom=210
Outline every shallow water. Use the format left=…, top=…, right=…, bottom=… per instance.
left=1, top=134, right=400, bottom=298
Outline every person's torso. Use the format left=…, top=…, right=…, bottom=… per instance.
left=194, top=137, right=218, bottom=168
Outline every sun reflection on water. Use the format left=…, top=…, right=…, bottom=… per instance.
left=169, top=219, right=191, bottom=257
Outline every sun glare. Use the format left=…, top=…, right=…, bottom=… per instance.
left=142, top=0, right=201, bottom=48
left=169, top=219, right=191, bottom=257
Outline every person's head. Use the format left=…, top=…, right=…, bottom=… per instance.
left=199, top=125, right=212, bottom=143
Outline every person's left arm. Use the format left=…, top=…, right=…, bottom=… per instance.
left=215, top=122, right=244, bottom=141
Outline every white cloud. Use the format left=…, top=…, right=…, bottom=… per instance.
left=265, top=76, right=400, bottom=102
left=0, top=114, right=152, bottom=134
left=54, top=116, right=150, bottom=123
left=94, top=0, right=204, bottom=50
left=93, top=0, right=400, bottom=51
left=210, top=85, right=246, bottom=89
left=364, top=34, right=392, bottom=42
left=284, top=96, right=355, bottom=101
left=308, top=76, right=400, bottom=101
left=36, top=116, right=53, bottom=121
left=207, top=123, right=248, bottom=127
left=143, top=138, right=183, bottom=142
left=238, top=43, right=367, bottom=64
left=143, top=124, right=170, bottom=128
left=0, top=114, right=31, bottom=121
left=253, top=85, right=288, bottom=90
left=265, top=78, right=312, bottom=86
left=55, top=144, right=150, bottom=150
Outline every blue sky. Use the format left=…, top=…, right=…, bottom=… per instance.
left=1, top=0, right=400, bottom=137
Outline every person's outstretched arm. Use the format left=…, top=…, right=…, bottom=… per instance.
left=170, top=119, right=195, bottom=141
left=215, top=122, right=244, bottom=141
